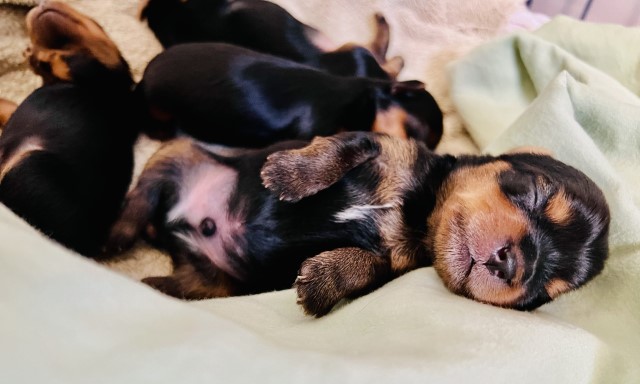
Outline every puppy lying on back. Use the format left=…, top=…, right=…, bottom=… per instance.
left=108, top=133, right=610, bottom=316
left=138, top=42, right=443, bottom=149
left=0, top=2, right=140, bottom=257
left=139, top=0, right=404, bottom=79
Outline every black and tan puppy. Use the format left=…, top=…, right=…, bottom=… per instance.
left=0, top=2, right=140, bottom=257
left=138, top=42, right=443, bottom=149
left=108, top=132, right=610, bottom=316
left=139, top=0, right=404, bottom=79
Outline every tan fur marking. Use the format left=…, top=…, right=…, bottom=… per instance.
left=0, top=98, right=17, bottom=128
left=372, top=107, right=408, bottom=140
left=0, top=137, right=44, bottom=183
left=36, top=50, right=72, bottom=81
left=371, top=136, right=420, bottom=273
left=142, top=138, right=210, bottom=171
left=545, top=278, right=572, bottom=299
left=428, top=161, right=532, bottom=306
left=545, top=189, right=573, bottom=226
left=143, top=263, right=239, bottom=300
left=26, top=1, right=124, bottom=80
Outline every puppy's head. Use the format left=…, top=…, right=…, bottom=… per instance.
left=26, top=1, right=131, bottom=86
left=373, top=80, right=443, bottom=150
left=428, top=152, right=610, bottom=310
left=139, top=0, right=219, bottom=47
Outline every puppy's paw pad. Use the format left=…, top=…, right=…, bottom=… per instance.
left=294, top=258, right=342, bottom=317
left=260, top=151, right=324, bottom=202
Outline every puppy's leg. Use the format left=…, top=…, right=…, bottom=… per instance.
left=295, top=247, right=390, bottom=317
left=261, top=132, right=381, bottom=202
left=106, top=139, right=204, bottom=254
left=369, top=13, right=390, bottom=60
left=143, top=262, right=238, bottom=300
left=0, top=98, right=17, bottom=129
left=368, top=13, right=404, bottom=79
left=105, top=177, right=162, bottom=254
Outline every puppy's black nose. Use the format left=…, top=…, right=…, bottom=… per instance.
left=484, top=246, right=516, bottom=281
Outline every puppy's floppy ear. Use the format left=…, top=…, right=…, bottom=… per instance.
left=391, top=80, right=426, bottom=97
left=505, top=146, right=555, bottom=157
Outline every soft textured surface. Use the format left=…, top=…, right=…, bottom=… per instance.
left=12, top=1, right=638, bottom=384
left=450, top=16, right=640, bottom=382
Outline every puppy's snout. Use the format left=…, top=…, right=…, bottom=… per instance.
left=484, top=246, right=516, bottom=281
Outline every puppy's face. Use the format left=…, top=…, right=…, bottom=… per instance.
left=375, top=81, right=443, bottom=149
left=428, top=154, right=610, bottom=310
left=25, top=1, right=129, bottom=84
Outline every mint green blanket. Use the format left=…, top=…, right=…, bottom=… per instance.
left=451, top=16, right=640, bottom=382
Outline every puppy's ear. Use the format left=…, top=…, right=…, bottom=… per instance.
left=505, top=146, right=554, bottom=157
left=391, top=80, right=426, bottom=97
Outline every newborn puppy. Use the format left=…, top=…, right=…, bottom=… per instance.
left=0, top=2, right=140, bottom=257
left=108, top=133, right=610, bottom=316
left=139, top=0, right=404, bottom=79
left=138, top=42, right=442, bottom=149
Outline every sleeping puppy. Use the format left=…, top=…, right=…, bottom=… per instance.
left=107, top=132, right=610, bottom=316
left=0, top=1, right=140, bottom=257
left=139, top=0, right=404, bottom=79
left=138, top=42, right=443, bottom=149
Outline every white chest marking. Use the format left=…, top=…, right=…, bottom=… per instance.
left=334, top=204, right=395, bottom=223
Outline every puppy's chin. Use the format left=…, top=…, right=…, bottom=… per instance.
left=26, top=1, right=124, bottom=72
left=430, top=203, right=529, bottom=308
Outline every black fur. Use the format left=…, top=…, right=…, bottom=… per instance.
left=140, top=0, right=394, bottom=79
left=137, top=43, right=443, bottom=148
left=0, top=2, right=140, bottom=257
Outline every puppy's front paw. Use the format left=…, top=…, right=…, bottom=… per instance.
left=294, top=255, right=345, bottom=317
left=142, top=276, right=185, bottom=298
left=260, top=150, right=328, bottom=202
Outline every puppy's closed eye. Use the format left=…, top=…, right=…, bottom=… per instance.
left=499, top=171, right=554, bottom=213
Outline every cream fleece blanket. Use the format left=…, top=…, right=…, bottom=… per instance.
left=5, top=1, right=611, bottom=384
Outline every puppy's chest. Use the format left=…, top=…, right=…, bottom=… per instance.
left=168, top=162, right=246, bottom=278
left=334, top=161, right=422, bottom=270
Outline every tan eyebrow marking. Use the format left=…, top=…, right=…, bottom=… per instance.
left=545, top=189, right=573, bottom=226
left=545, top=278, right=572, bottom=299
